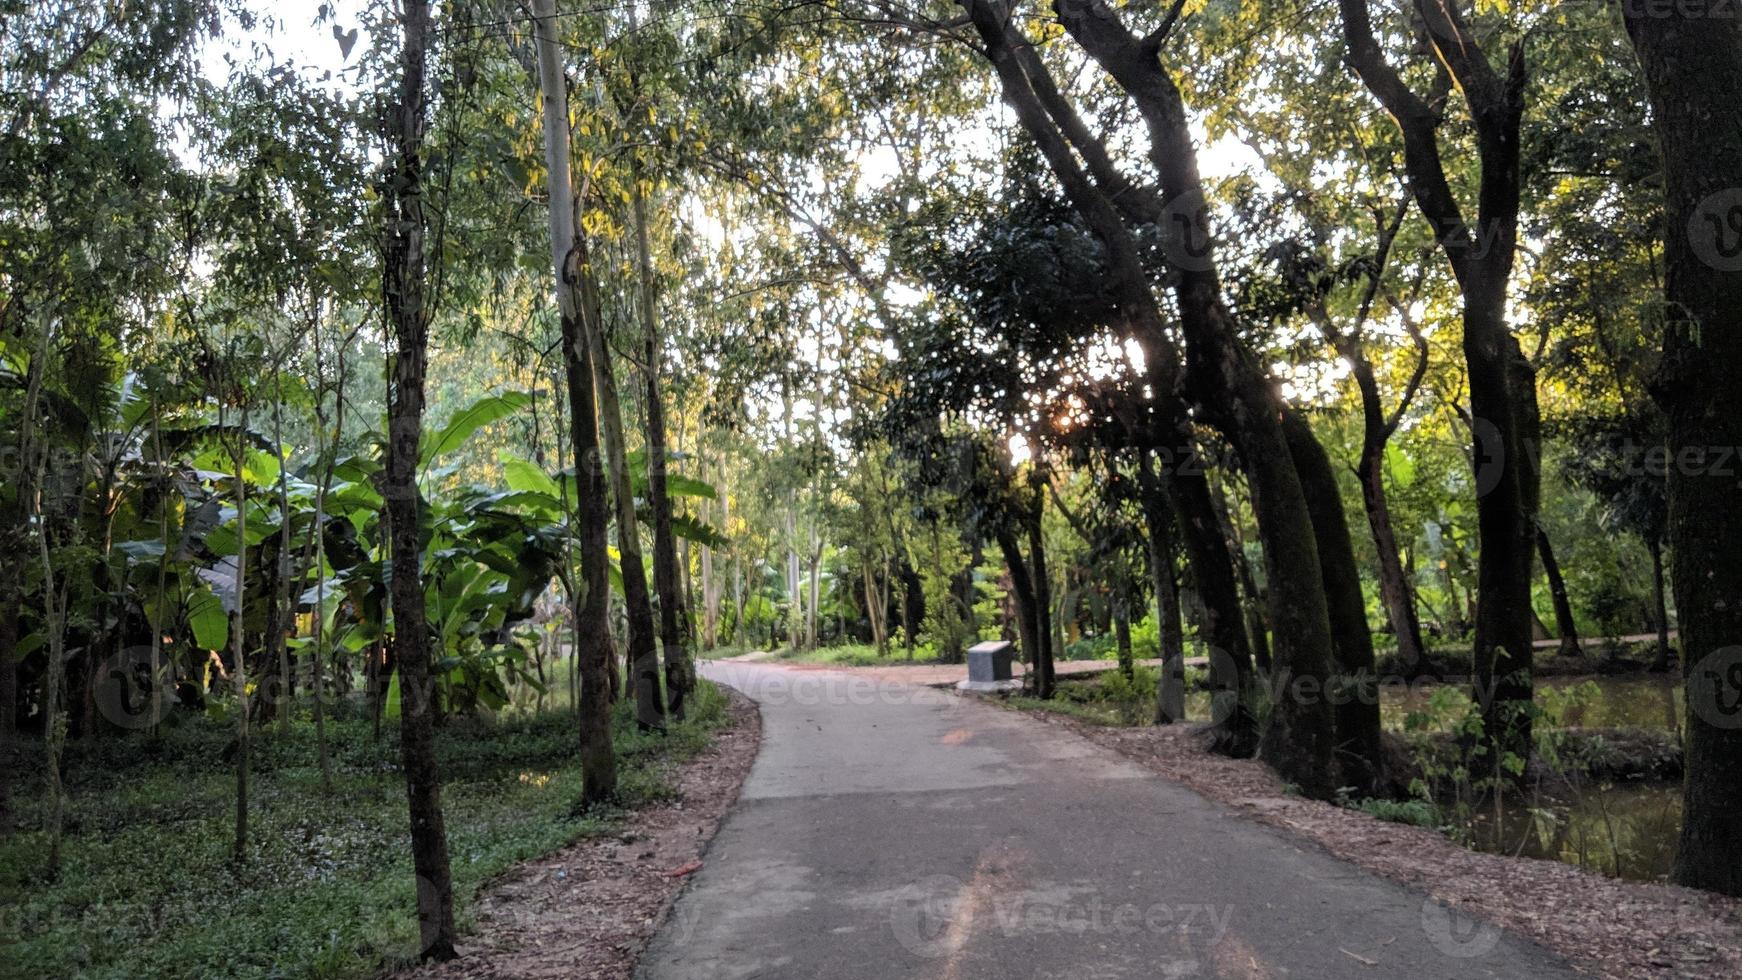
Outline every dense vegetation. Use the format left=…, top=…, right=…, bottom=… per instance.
left=4, top=0, right=1742, bottom=971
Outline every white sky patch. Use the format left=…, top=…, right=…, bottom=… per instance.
left=199, top=4, right=361, bottom=87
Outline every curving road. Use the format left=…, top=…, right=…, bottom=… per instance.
left=636, top=661, right=1580, bottom=980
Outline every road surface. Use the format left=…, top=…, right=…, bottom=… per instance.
left=636, top=661, right=1580, bottom=980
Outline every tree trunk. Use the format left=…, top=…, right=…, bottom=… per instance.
left=1339, top=0, right=1540, bottom=773
left=383, top=0, right=457, bottom=957
left=1172, top=464, right=1258, bottom=752
left=1537, top=528, right=1581, bottom=658
left=1648, top=537, right=1673, bottom=672
left=1465, top=336, right=1540, bottom=771
left=631, top=161, right=692, bottom=721
left=1360, top=445, right=1428, bottom=677
left=588, top=311, right=664, bottom=729
left=27, top=412, right=67, bottom=874
left=270, top=385, right=296, bottom=731
left=1136, top=454, right=1186, bottom=724
left=1214, top=482, right=1272, bottom=675
left=1621, top=0, right=1742, bottom=896
left=996, top=527, right=1043, bottom=694
left=1283, top=411, right=1384, bottom=792
left=532, top=0, right=618, bottom=802
left=1113, top=589, right=1134, bottom=680
left=965, top=0, right=1327, bottom=782
left=231, top=405, right=251, bottom=865
left=863, top=560, right=887, bottom=655
left=700, top=459, right=719, bottom=650
left=34, top=498, right=67, bottom=875
left=1025, top=487, right=1057, bottom=698
left=309, top=329, right=348, bottom=794
left=900, top=561, right=921, bottom=659
left=0, top=591, right=15, bottom=833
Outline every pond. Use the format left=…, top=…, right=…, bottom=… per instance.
left=1466, top=781, right=1682, bottom=882
left=1173, top=670, right=1686, bottom=881
left=1178, top=672, right=1683, bottom=733
left=1379, top=674, right=1683, bottom=733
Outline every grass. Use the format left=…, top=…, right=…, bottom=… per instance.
left=1003, top=667, right=1169, bottom=727
left=766, top=643, right=943, bottom=667
left=696, top=642, right=751, bottom=661
left=1004, top=693, right=1131, bottom=726
left=0, top=680, right=732, bottom=980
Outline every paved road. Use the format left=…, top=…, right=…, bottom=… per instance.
left=637, top=662, right=1580, bottom=980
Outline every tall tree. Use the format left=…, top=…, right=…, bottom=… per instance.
left=589, top=290, right=665, bottom=730
left=628, top=150, right=694, bottom=718
left=1339, top=0, right=1543, bottom=769
left=381, top=0, right=457, bottom=958
left=959, top=0, right=1371, bottom=793
left=532, top=0, right=619, bottom=802
left=1620, top=0, right=1742, bottom=897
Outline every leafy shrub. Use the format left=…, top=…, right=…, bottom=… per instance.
left=1340, top=793, right=1444, bottom=829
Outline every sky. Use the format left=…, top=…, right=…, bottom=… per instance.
left=200, top=3, right=363, bottom=88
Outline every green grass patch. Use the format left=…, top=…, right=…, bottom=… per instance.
left=768, top=643, right=943, bottom=667
left=1004, top=693, right=1130, bottom=726
left=1003, top=668, right=1160, bottom=726
left=1337, top=794, right=1446, bottom=829
left=0, top=681, right=732, bottom=980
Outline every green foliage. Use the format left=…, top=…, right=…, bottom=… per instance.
left=423, top=392, right=534, bottom=467
left=1340, top=794, right=1445, bottom=830
left=908, top=510, right=974, bottom=662
left=770, top=643, right=940, bottom=667
left=1008, top=667, right=1158, bottom=727
left=0, top=683, right=734, bottom=980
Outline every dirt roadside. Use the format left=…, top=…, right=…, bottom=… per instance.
left=1013, top=707, right=1740, bottom=980
left=395, top=689, right=762, bottom=980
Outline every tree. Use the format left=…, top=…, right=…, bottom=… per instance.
left=1620, top=0, right=1742, bottom=898
left=954, top=0, right=1381, bottom=793
left=1338, top=0, right=1543, bottom=771
left=531, top=0, right=619, bottom=802
left=380, top=0, right=457, bottom=957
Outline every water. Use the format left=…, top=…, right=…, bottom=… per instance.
left=1177, top=672, right=1686, bottom=881
left=1378, top=673, right=1684, bottom=881
left=1179, top=673, right=1684, bottom=733
left=1379, top=674, right=1683, bottom=733
left=1467, top=782, right=1682, bottom=882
